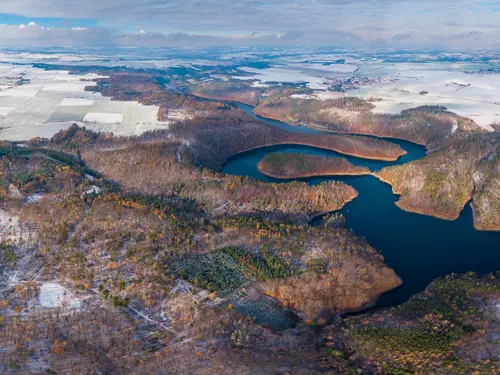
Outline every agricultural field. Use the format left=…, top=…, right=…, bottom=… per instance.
left=0, top=63, right=168, bottom=140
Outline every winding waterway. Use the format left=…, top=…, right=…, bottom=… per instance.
left=224, top=102, right=500, bottom=307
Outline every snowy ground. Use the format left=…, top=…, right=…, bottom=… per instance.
left=233, top=66, right=336, bottom=90
left=247, top=60, right=500, bottom=131
left=84, top=112, right=123, bottom=123
left=227, top=60, right=500, bottom=130
left=38, top=282, right=81, bottom=309
left=1, top=52, right=500, bottom=137
left=290, top=91, right=346, bottom=100
left=59, top=98, right=95, bottom=106
left=0, top=208, right=34, bottom=245
left=0, top=63, right=168, bottom=141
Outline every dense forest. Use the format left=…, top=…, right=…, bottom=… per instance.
left=258, top=152, right=370, bottom=179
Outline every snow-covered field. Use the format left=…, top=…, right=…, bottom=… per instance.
left=234, top=66, right=335, bottom=90
left=84, top=112, right=123, bottom=123
left=349, top=62, right=500, bottom=130
left=229, top=60, right=500, bottom=130
left=288, top=62, right=359, bottom=74
left=0, top=63, right=167, bottom=141
left=290, top=91, right=346, bottom=100
left=1, top=50, right=500, bottom=138
left=39, top=282, right=81, bottom=309
left=243, top=60, right=500, bottom=131
left=59, top=98, right=95, bottom=106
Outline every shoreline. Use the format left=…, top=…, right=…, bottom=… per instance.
left=471, top=203, right=500, bottom=231
left=191, top=94, right=425, bottom=150
left=225, top=141, right=405, bottom=164
left=374, top=173, right=468, bottom=222
left=192, top=91, right=258, bottom=107
left=307, top=189, right=360, bottom=223
left=188, top=92, right=499, bottom=230
left=473, top=222, right=500, bottom=231
left=187, top=92, right=427, bottom=153
left=252, top=106, right=429, bottom=148
left=305, top=123, right=429, bottom=148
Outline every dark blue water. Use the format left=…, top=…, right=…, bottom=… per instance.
left=224, top=102, right=500, bottom=307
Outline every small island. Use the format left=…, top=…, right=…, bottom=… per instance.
left=258, top=152, right=371, bottom=179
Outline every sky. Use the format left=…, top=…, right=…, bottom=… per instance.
left=0, top=0, right=499, bottom=49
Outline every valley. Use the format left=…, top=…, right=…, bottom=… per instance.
left=0, top=48, right=498, bottom=375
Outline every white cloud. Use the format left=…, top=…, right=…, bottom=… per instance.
left=0, top=0, right=500, bottom=48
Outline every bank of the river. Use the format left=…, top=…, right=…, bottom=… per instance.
left=374, top=172, right=469, bottom=221
left=222, top=106, right=500, bottom=308
left=244, top=101, right=430, bottom=147
left=258, top=165, right=371, bottom=179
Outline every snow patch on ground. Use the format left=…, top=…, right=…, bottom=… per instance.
left=84, top=112, right=123, bottom=123
left=0, top=85, right=41, bottom=97
left=41, top=81, right=95, bottom=92
left=53, top=72, right=108, bottom=81
left=0, top=106, right=15, bottom=116
left=290, top=94, right=316, bottom=99
left=290, top=91, right=345, bottom=100
left=350, top=63, right=500, bottom=130
left=314, top=91, right=346, bottom=100
left=39, top=282, right=81, bottom=309
left=59, top=98, right=95, bottom=106
left=164, top=109, right=191, bottom=121
left=289, top=62, right=359, bottom=73
left=83, top=185, right=102, bottom=195
left=0, top=209, right=32, bottom=244
left=0, top=64, right=165, bottom=140
left=27, top=193, right=45, bottom=204
left=234, top=66, right=332, bottom=90
left=251, top=81, right=270, bottom=88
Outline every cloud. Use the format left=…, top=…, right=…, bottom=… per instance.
left=18, top=21, right=36, bottom=29
left=0, top=22, right=334, bottom=47
left=278, top=30, right=304, bottom=40
left=0, top=0, right=499, bottom=48
left=454, top=31, right=483, bottom=40
left=0, top=23, right=117, bottom=46
left=392, top=32, right=412, bottom=41
left=443, top=21, right=465, bottom=27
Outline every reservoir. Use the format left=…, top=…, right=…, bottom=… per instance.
left=224, top=102, right=500, bottom=307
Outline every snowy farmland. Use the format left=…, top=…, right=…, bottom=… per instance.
left=229, top=60, right=500, bottom=130
left=243, top=60, right=499, bottom=131
left=233, top=66, right=336, bottom=90
left=0, top=63, right=168, bottom=141
left=345, top=62, right=500, bottom=130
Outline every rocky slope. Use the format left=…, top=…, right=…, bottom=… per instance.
left=471, top=144, right=500, bottom=230
left=375, top=132, right=500, bottom=229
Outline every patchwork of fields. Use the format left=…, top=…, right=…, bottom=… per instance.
left=0, top=64, right=168, bottom=140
